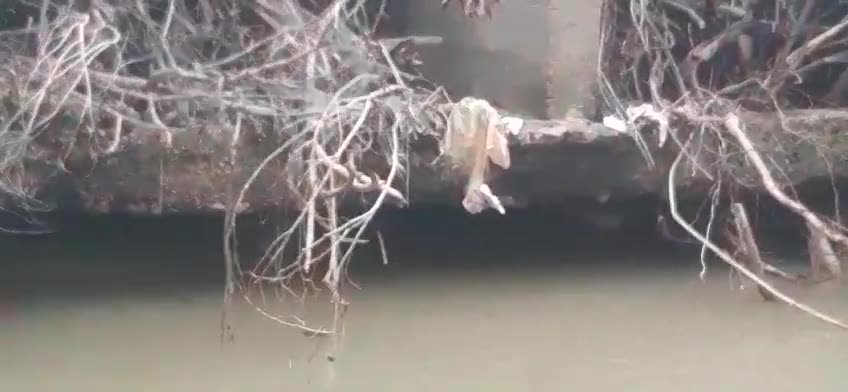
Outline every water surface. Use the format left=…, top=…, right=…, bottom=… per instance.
left=1, top=213, right=847, bottom=391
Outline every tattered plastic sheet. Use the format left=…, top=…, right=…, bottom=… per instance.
left=441, top=97, right=522, bottom=214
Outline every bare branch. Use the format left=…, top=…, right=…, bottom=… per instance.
left=668, top=137, right=848, bottom=330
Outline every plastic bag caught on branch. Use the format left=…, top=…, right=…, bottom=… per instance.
left=441, top=97, right=515, bottom=214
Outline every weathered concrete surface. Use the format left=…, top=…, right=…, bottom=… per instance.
left=16, top=109, right=848, bottom=215
left=21, top=116, right=659, bottom=214
left=405, top=1, right=601, bottom=119
left=544, top=0, right=603, bottom=119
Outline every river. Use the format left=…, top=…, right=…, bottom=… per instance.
left=1, top=211, right=847, bottom=391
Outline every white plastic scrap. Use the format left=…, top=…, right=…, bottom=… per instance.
left=602, top=103, right=670, bottom=147
left=602, top=115, right=627, bottom=133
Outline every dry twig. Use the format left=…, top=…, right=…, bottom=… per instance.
left=668, top=138, right=848, bottom=330
left=605, top=0, right=848, bottom=327
left=0, top=0, right=450, bottom=336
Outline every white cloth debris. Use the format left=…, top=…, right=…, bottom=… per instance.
left=602, top=103, right=671, bottom=147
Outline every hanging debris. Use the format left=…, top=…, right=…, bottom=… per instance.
left=442, top=97, right=520, bottom=214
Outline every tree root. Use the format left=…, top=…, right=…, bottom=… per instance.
left=668, top=136, right=848, bottom=330
left=727, top=202, right=775, bottom=301
left=723, top=113, right=846, bottom=279
left=807, top=220, right=843, bottom=283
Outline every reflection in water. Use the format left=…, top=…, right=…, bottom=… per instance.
left=1, top=210, right=847, bottom=391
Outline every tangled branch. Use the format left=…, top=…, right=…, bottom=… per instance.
left=0, top=0, right=464, bottom=336
left=600, top=0, right=848, bottom=327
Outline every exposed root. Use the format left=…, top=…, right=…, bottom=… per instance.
left=4, top=0, right=848, bottom=339
left=723, top=114, right=848, bottom=251
left=0, top=0, right=459, bottom=336
left=727, top=202, right=774, bottom=301
left=600, top=0, right=848, bottom=328
left=761, top=261, right=800, bottom=282
left=699, top=181, right=722, bottom=281
left=669, top=139, right=848, bottom=330
left=807, top=220, right=843, bottom=282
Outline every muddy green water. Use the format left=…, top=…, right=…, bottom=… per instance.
left=1, top=214, right=847, bottom=391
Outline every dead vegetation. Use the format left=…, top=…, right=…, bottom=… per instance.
left=0, top=0, right=523, bottom=341
left=2, top=0, right=848, bottom=337
left=598, top=0, right=848, bottom=327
